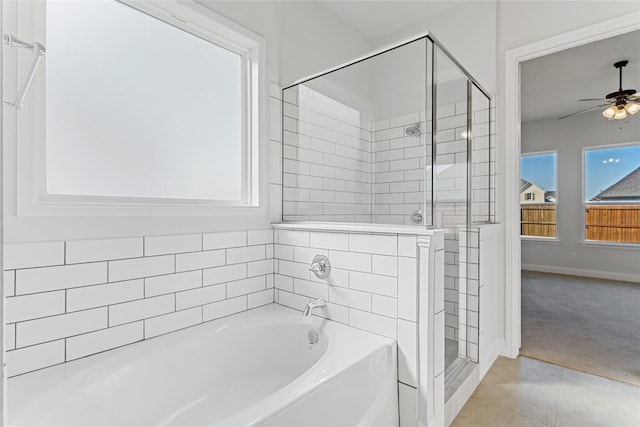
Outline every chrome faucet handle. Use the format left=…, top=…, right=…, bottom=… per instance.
left=309, top=262, right=324, bottom=274
left=411, top=209, right=423, bottom=225
left=308, top=254, right=331, bottom=279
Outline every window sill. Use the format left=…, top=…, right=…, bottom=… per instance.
left=578, top=241, right=639, bottom=250
left=520, top=237, right=562, bottom=244
left=19, top=194, right=263, bottom=217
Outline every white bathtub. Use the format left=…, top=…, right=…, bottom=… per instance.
left=8, top=304, right=398, bottom=426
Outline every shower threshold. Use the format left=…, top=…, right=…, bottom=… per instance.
left=445, top=357, right=476, bottom=401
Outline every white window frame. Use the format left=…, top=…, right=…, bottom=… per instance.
left=581, top=141, right=640, bottom=246
left=520, top=150, right=559, bottom=240
left=12, top=0, right=265, bottom=216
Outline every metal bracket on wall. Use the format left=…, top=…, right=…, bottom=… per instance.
left=4, top=34, right=46, bottom=110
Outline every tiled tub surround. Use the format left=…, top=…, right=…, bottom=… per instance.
left=4, top=229, right=275, bottom=377
left=272, top=225, right=446, bottom=427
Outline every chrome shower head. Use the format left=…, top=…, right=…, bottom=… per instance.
left=405, top=123, right=422, bottom=137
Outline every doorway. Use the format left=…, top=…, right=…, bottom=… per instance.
left=504, top=13, right=640, bottom=365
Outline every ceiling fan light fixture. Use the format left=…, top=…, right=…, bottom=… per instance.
left=625, top=102, right=640, bottom=115
left=602, top=105, right=616, bottom=119
left=613, top=107, right=627, bottom=120
left=567, top=60, right=638, bottom=121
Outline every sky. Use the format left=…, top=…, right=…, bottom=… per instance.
left=521, top=146, right=640, bottom=201
left=584, top=145, right=640, bottom=200
left=521, top=153, right=556, bottom=193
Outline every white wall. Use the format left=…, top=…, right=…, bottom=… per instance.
left=371, top=38, right=427, bottom=120
left=521, top=112, right=640, bottom=281
left=4, top=229, right=276, bottom=377
left=374, top=1, right=497, bottom=96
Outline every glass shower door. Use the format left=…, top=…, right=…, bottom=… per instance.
left=432, top=47, right=469, bottom=372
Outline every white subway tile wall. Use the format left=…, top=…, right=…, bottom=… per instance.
left=444, top=232, right=460, bottom=341
left=273, top=228, right=444, bottom=387
left=459, top=227, right=481, bottom=362
left=279, top=90, right=496, bottom=226
left=470, top=94, right=494, bottom=223
left=273, top=227, right=445, bottom=406
left=442, top=227, right=480, bottom=362
left=3, top=229, right=275, bottom=377
left=274, top=229, right=409, bottom=339
left=281, top=85, right=374, bottom=222
left=372, top=113, right=429, bottom=226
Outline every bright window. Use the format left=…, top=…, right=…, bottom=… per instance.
left=13, top=0, right=263, bottom=215
left=46, top=1, right=242, bottom=200
left=584, top=144, right=640, bottom=244
left=520, top=152, right=557, bottom=238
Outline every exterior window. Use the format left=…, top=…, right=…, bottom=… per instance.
left=520, top=152, right=557, bottom=238
left=13, top=0, right=263, bottom=215
left=584, top=144, right=640, bottom=244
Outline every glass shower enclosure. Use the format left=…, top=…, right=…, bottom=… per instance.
left=281, top=35, right=492, bottom=384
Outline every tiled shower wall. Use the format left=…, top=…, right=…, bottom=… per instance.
left=281, top=86, right=373, bottom=222
left=470, top=97, right=494, bottom=224
left=459, top=227, right=480, bottom=362
left=371, top=113, right=429, bottom=225
left=371, top=101, right=493, bottom=226
left=281, top=94, right=496, bottom=226
left=443, top=227, right=480, bottom=362
left=4, top=230, right=275, bottom=377
left=444, top=232, right=460, bottom=341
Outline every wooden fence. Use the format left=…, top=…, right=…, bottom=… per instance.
left=521, top=204, right=640, bottom=243
left=521, top=204, right=556, bottom=238
left=585, top=205, right=640, bottom=243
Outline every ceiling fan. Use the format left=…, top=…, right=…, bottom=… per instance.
left=559, top=60, right=640, bottom=120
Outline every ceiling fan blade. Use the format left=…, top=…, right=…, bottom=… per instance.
left=578, top=98, right=607, bottom=102
left=558, top=104, right=609, bottom=120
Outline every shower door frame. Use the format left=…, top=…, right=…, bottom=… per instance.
left=281, top=32, right=492, bottom=228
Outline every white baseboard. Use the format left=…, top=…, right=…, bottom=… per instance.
left=479, top=341, right=499, bottom=380
left=521, top=264, right=640, bottom=283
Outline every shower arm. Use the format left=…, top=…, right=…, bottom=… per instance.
left=3, top=34, right=47, bottom=110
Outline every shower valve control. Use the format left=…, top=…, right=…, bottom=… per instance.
left=309, top=254, right=331, bottom=279
left=411, top=209, right=424, bottom=225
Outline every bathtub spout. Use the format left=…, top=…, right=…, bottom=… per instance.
left=303, top=297, right=326, bottom=317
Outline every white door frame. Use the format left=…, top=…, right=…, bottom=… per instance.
left=503, top=11, right=640, bottom=358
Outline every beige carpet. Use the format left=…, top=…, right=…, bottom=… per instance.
left=521, top=271, right=640, bottom=386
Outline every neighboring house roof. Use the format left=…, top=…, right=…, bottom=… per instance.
left=520, top=178, right=534, bottom=193
left=591, top=166, right=640, bottom=201
left=545, top=191, right=556, bottom=202
left=520, top=178, right=546, bottom=194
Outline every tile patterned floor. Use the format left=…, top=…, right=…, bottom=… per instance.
left=451, top=356, right=640, bottom=427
